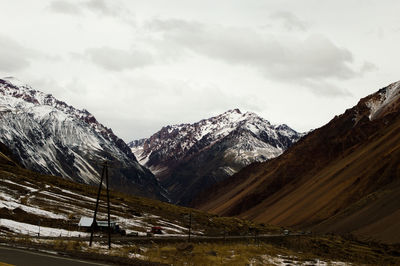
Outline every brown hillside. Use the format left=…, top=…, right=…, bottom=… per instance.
left=197, top=81, right=400, bottom=244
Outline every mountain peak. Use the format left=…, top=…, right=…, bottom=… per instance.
left=218, top=108, right=243, bottom=120
left=129, top=109, right=303, bottom=204
left=365, top=80, right=400, bottom=120
left=229, top=108, right=241, bottom=114
left=2, top=76, right=30, bottom=88
left=0, top=78, right=167, bottom=200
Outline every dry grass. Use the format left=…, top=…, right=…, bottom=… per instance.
left=0, top=159, right=280, bottom=237
left=52, top=239, right=87, bottom=251
left=141, top=242, right=338, bottom=265
left=1, top=140, right=399, bottom=265
left=3, top=233, right=399, bottom=266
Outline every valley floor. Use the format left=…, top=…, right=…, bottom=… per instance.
left=1, top=232, right=399, bottom=265
left=1, top=150, right=399, bottom=265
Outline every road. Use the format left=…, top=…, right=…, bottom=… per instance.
left=108, top=233, right=302, bottom=243
left=38, top=233, right=299, bottom=240
left=0, top=246, right=109, bottom=266
left=30, top=233, right=304, bottom=245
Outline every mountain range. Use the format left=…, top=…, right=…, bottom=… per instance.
left=129, top=109, right=303, bottom=205
left=0, top=78, right=398, bottom=265
left=196, top=80, right=400, bottom=244
left=2, top=75, right=399, bottom=245
left=0, top=77, right=167, bottom=200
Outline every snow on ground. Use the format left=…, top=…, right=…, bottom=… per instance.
left=115, top=214, right=196, bottom=236
left=256, top=254, right=351, bottom=266
left=0, top=191, right=66, bottom=219
left=115, top=217, right=149, bottom=229
left=27, top=195, right=91, bottom=217
left=157, top=219, right=203, bottom=235
left=158, top=220, right=187, bottom=233
left=128, top=253, right=147, bottom=260
left=39, top=190, right=82, bottom=202
left=1, top=184, right=190, bottom=237
left=0, top=174, right=191, bottom=239
left=0, top=219, right=89, bottom=237
left=1, top=179, right=39, bottom=192
left=60, top=189, right=127, bottom=210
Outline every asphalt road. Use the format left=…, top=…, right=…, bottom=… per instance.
left=25, top=233, right=304, bottom=247
left=0, top=246, right=109, bottom=266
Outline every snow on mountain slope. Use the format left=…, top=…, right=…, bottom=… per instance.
left=0, top=77, right=166, bottom=200
left=129, top=109, right=303, bottom=205
left=131, top=109, right=300, bottom=172
left=131, top=109, right=302, bottom=173
left=364, top=81, right=400, bottom=120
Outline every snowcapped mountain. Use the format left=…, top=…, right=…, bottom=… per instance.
left=0, top=77, right=167, bottom=200
left=129, top=109, right=303, bottom=205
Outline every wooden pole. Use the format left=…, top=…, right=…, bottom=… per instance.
left=89, top=163, right=106, bottom=247
left=105, top=161, right=111, bottom=249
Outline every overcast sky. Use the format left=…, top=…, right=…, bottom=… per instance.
left=0, top=0, right=399, bottom=141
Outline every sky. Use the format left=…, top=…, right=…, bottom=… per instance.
left=0, top=0, right=399, bottom=141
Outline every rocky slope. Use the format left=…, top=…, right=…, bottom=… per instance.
left=197, top=80, right=400, bottom=244
left=0, top=140, right=397, bottom=265
left=0, top=77, right=166, bottom=200
left=129, top=109, right=303, bottom=205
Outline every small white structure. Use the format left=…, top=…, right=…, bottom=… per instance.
left=78, top=216, right=94, bottom=227
left=78, top=216, right=121, bottom=234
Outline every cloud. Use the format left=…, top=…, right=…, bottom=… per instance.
left=146, top=18, right=375, bottom=97
left=146, top=18, right=205, bottom=33
left=98, top=77, right=260, bottom=140
left=360, top=61, right=378, bottom=73
left=47, top=0, right=82, bottom=15
left=84, top=0, right=124, bottom=17
left=85, top=47, right=153, bottom=71
left=47, top=0, right=131, bottom=19
left=262, top=35, right=357, bottom=81
left=270, top=11, right=309, bottom=31
left=299, top=79, right=352, bottom=97
left=0, top=35, right=35, bottom=72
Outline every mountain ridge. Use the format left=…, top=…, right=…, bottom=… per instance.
left=129, top=108, right=303, bottom=205
left=196, top=80, right=400, bottom=244
left=0, top=77, right=167, bottom=201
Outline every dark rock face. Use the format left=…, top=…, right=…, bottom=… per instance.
left=0, top=77, right=167, bottom=201
left=129, top=109, right=303, bottom=205
left=195, top=81, right=400, bottom=245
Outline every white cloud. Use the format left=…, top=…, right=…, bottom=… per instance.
left=47, top=0, right=82, bottom=15
left=270, top=11, right=309, bottom=31
left=0, top=0, right=395, bottom=141
left=47, top=0, right=132, bottom=19
left=0, top=35, right=36, bottom=72
left=83, top=0, right=124, bottom=17
left=85, top=47, right=154, bottom=71
left=145, top=19, right=374, bottom=96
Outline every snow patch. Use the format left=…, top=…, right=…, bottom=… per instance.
left=366, top=81, right=400, bottom=120
left=0, top=219, right=89, bottom=237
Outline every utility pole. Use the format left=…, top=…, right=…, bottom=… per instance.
left=89, top=161, right=112, bottom=249
left=105, top=161, right=111, bottom=250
